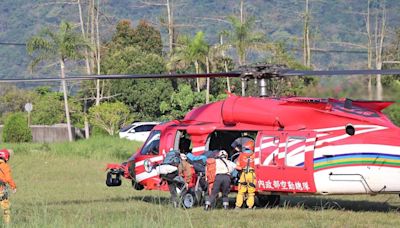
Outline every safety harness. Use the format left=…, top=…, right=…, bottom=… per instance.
left=239, top=156, right=256, bottom=188
left=0, top=168, right=8, bottom=200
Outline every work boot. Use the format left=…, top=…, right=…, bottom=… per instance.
left=223, top=202, right=229, bottom=210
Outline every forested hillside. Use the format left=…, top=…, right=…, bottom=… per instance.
left=1, top=0, right=400, bottom=78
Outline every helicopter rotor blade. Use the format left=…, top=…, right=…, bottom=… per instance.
left=282, top=69, right=400, bottom=77
left=2, top=68, right=400, bottom=83
left=0, top=71, right=242, bottom=83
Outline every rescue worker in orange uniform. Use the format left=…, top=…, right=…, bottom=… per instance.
left=235, top=140, right=256, bottom=209
left=0, top=149, right=16, bottom=224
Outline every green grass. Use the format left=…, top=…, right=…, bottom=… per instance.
left=2, top=137, right=400, bottom=227
left=2, top=136, right=143, bottom=161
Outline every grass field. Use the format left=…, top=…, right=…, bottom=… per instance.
left=2, top=137, right=400, bottom=227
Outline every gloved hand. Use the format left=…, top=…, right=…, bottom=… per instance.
left=12, top=188, right=16, bottom=194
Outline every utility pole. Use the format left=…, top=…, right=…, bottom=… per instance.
left=303, top=0, right=311, bottom=67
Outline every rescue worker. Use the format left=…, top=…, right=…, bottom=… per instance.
left=235, top=140, right=256, bottom=209
left=0, top=149, right=16, bottom=224
left=231, top=132, right=253, bottom=153
left=179, top=137, right=191, bottom=154
left=166, top=153, right=193, bottom=208
left=205, top=150, right=236, bottom=210
left=178, top=153, right=193, bottom=190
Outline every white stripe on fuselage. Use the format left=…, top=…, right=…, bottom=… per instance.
left=192, top=146, right=205, bottom=153
left=135, top=155, right=164, bottom=167
left=136, top=169, right=159, bottom=182
left=314, top=144, right=400, bottom=158
left=314, top=125, right=386, bottom=132
left=315, top=125, right=387, bottom=147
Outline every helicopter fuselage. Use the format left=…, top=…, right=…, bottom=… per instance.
left=107, top=94, right=400, bottom=196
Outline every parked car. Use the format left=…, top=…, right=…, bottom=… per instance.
left=119, top=122, right=160, bottom=142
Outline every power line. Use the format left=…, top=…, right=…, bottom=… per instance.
left=0, top=42, right=26, bottom=46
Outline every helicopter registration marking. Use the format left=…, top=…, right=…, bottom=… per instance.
left=257, top=179, right=310, bottom=191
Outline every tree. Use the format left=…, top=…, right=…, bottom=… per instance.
left=88, top=101, right=130, bottom=136
left=365, top=0, right=387, bottom=100
left=135, top=0, right=176, bottom=55
left=0, top=85, right=35, bottom=121
left=133, top=20, right=163, bottom=55
left=106, top=19, right=162, bottom=54
left=160, top=84, right=206, bottom=119
left=171, top=32, right=209, bottom=92
left=102, top=46, right=172, bottom=119
left=227, top=15, right=266, bottom=66
left=227, top=4, right=269, bottom=96
left=99, top=19, right=173, bottom=120
left=27, top=21, right=91, bottom=141
left=31, top=88, right=83, bottom=127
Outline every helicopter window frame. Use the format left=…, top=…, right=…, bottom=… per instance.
left=174, top=130, right=192, bottom=153
left=284, top=136, right=307, bottom=168
left=259, top=135, right=280, bottom=166
left=207, top=130, right=258, bottom=160
left=140, top=130, right=161, bottom=155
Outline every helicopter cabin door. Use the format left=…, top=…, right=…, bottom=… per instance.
left=256, top=131, right=316, bottom=193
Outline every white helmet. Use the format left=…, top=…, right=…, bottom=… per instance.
left=180, top=153, right=187, bottom=160
left=219, top=150, right=228, bottom=158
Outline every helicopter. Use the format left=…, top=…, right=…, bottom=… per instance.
left=3, top=64, right=400, bottom=208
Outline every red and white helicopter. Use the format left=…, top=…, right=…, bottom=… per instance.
left=3, top=64, right=400, bottom=208
left=102, top=64, right=400, bottom=208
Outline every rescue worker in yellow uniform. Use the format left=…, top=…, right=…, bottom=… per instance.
left=235, top=141, right=256, bottom=209
left=0, top=149, right=16, bottom=224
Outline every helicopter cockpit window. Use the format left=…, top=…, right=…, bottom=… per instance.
left=141, top=130, right=161, bottom=155
left=174, top=130, right=192, bottom=153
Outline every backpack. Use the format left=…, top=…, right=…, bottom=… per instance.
left=191, top=160, right=205, bottom=173
left=163, top=150, right=181, bottom=166
left=205, top=158, right=216, bottom=184
left=203, top=150, right=219, bottom=158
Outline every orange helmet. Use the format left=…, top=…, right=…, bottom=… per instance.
left=243, top=140, right=255, bottom=151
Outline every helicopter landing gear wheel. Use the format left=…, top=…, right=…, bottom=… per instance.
left=132, top=180, right=144, bottom=190
left=105, top=171, right=122, bottom=187
left=181, top=190, right=197, bottom=208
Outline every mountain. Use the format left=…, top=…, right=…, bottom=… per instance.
left=0, top=0, right=399, bottom=79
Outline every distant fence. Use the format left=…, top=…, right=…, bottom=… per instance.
left=0, top=124, right=84, bottom=143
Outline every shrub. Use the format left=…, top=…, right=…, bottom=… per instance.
left=2, top=112, right=32, bottom=143
left=384, top=103, right=400, bottom=127
left=88, top=102, right=130, bottom=136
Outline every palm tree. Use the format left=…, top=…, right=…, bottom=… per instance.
left=27, top=21, right=91, bottom=142
left=227, top=15, right=271, bottom=96
left=171, top=31, right=209, bottom=92
left=227, top=15, right=266, bottom=66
